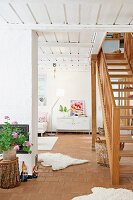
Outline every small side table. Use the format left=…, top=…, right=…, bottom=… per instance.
left=0, top=157, right=20, bottom=189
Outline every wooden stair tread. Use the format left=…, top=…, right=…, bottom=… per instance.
left=120, top=126, right=133, bottom=130
left=120, top=150, right=133, bottom=157
left=105, top=53, right=125, bottom=60
left=114, top=97, right=133, bottom=100
left=111, top=81, right=133, bottom=84
left=113, top=88, right=133, bottom=92
left=120, top=135, right=133, bottom=143
left=120, top=164, right=133, bottom=174
left=107, top=63, right=128, bottom=66
left=120, top=115, right=133, bottom=119
left=108, top=69, right=131, bottom=72
left=110, top=74, right=133, bottom=78
left=105, top=53, right=124, bottom=55
left=117, top=106, right=133, bottom=109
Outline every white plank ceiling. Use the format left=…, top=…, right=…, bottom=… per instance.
left=0, top=0, right=133, bottom=71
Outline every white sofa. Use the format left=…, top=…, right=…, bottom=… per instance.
left=38, top=122, right=48, bottom=137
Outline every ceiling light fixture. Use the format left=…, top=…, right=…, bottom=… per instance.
left=53, top=63, right=56, bottom=78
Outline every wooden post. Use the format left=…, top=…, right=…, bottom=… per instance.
left=91, top=55, right=97, bottom=150
left=111, top=107, right=120, bottom=185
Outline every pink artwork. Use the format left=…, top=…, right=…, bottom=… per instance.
left=70, top=100, right=85, bottom=116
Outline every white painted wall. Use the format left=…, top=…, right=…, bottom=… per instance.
left=31, top=31, right=38, bottom=157
left=102, top=40, right=120, bottom=53
left=0, top=29, right=38, bottom=174
left=38, top=69, right=103, bottom=132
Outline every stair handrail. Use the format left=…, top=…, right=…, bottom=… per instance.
left=97, top=48, right=120, bottom=185
left=124, top=33, right=133, bottom=74
left=124, top=33, right=133, bottom=131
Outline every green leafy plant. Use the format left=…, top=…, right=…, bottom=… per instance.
left=0, top=116, right=31, bottom=153
left=59, top=105, right=64, bottom=112
left=64, top=106, right=69, bottom=112
left=59, top=105, right=69, bottom=112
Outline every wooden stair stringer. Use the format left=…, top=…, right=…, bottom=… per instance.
left=124, top=50, right=133, bottom=75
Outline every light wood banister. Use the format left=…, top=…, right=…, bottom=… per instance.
left=111, top=106, right=120, bottom=185
left=91, top=55, right=97, bottom=150
left=97, top=49, right=120, bottom=185
left=102, top=51, right=116, bottom=107
left=124, top=33, right=133, bottom=73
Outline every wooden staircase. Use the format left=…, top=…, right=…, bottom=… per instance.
left=106, top=52, right=133, bottom=181
left=97, top=48, right=133, bottom=185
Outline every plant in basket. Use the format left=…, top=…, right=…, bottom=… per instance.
left=0, top=116, right=32, bottom=160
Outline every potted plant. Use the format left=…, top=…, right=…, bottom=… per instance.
left=59, top=105, right=70, bottom=117
left=0, top=116, right=32, bottom=160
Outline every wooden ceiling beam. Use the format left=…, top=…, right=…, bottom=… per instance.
left=39, top=54, right=90, bottom=59
left=38, top=52, right=90, bottom=57
left=1, top=24, right=133, bottom=32
left=38, top=61, right=89, bottom=65
left=38, top=41, right=93, bottom=48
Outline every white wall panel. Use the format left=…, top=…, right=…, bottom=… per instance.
left=55, top=32, right=68, bottom=42
left=40, top=46, right=52, bottom=54
left=0, top=29, right=38, bottom=174
left=29, top=2, right=50, bottom=24
left=70, top=47, right=79, bottom=54
left=80, top=32, right=94, bottom=43
left=79, top=47, right=90, bottom=54
left=65, top=2, right=79, bottom=24
left=11, top=2, right=35, bottom=23
left=98, top=3, right=122, bottom=24
left=69, top=32, right=79, bottom=43
left=81, top=3, right=100, bottom=24
left=51, top=47, right=61, bottom=53
left=44, top=32, right=56, bottom=42
left=46, top=3, right=65, bottom=24
left=115, top=4, right=133, bottom=24
left=0, top=3, right=21, bottom=23
left=60, top=47, right=70, bottom=53
left=0, top=16, right=6, bottom=23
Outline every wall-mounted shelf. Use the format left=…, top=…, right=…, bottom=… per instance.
left=106, top=32, right=124, bottom=41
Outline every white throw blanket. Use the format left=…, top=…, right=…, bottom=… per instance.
left=38, top=152, right=89, bottom=170
left=72, top=187, right=133, bottom=200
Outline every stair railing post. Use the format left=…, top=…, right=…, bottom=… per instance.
left=111, top=106, right=120, bottom=185
left=91, top=55, right=97, bottom=150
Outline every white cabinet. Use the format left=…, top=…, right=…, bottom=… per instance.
left=56, top=117, right=90, bottom=133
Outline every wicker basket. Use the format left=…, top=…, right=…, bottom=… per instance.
left=98, top=127, right=105, bottom=136
left=95, top=137, right=109, bottom=167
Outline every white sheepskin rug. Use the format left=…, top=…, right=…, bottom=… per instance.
left=38, top=136, right=58, bottom=150
left=38, top=152, right=89, bottom=170
left=72, top=187, right=133, bottom=200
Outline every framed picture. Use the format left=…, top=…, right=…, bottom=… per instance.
left=70, top=100, right=85, bottom=116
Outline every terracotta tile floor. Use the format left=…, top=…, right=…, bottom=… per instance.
left=0, top=134, right=133, bottom=200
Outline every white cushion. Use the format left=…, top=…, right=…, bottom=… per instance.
left=38, top=122, right=48, bottom=133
